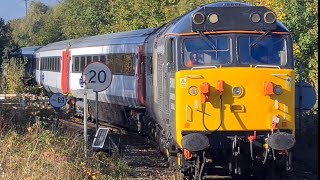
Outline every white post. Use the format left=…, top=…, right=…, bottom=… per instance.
left=83, top=75, right=88, bottom=158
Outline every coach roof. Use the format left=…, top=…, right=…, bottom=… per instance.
left=37, top=28, right=156, bottom=52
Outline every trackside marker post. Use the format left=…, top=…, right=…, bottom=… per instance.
left=49, top=93, right=67, bottom=129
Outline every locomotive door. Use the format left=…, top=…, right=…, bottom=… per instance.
left=162, top=38, right=175, bottom=133
left=61, top=49, right=70, bottom=94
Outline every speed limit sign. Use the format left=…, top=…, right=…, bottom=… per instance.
left=49, top=93, right=67, bottom=108
left=82, top=62, right=112, bottom=92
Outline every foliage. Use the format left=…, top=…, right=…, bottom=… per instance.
left=0, top=105, right=132, bottom=180
left=58, top=0, right=111, bottom=38
left=9, top=1, right=49, bottom=46
left=0, top=55, right=27, bottom=94
left=0, top=123, right=132, bottom=180
left=0, top=18, right=19, bottom=62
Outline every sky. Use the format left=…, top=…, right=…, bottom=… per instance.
left=0, top=0, right=60, bottom=22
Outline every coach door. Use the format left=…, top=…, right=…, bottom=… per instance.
left=61, top=49, right=70, bottom=94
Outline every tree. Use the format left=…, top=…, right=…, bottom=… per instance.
left=10, top=1, right=49, bottom=46
left=282, top=0, right=318, bottom=97
left=60, top=0, right=111, bottom=38
left=0, top=18, right=19, bottom=61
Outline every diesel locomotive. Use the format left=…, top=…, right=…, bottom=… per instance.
left=33, top=2, right=296, bottom=179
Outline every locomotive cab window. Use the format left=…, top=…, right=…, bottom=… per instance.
left=182, top=36, right=231, bottom=68
left=238, top=35, right=287, bottom=66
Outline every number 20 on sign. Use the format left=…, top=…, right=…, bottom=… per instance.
left=82, top=62, right=113, bottom=92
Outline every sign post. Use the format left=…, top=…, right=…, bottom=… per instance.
left=82, top=62, right=112, bottom=132
left=83, top=78, right=88, bottom=158
left=81, top=62, right=112, bottom=157
left=49, top=93, right=67, bottom=129
left=75, top=83, right=94, bottom=158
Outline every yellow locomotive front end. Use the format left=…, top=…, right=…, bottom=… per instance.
left=173, top=33, right=296, bottom=178
left=172, top=31, right=296, bottom=178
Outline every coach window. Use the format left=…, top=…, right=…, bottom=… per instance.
left=87, top=56, right=92, bottom=65
left=49, top=57, right=52, bottom=71
left=47, top=58, right=49, bottom=70
left=55, top=58, right=59, bottom=71
left=58, top=57, right=61, bottom=71
left=123, top=54, right=134, bottom=75
left=80, top=56, right=86, bottom=72
left=74, top=56, right=80, bottom=72
left=45, top=58, right=47, bottom=70
left=93, top=55, right=99, bottom=62
left=52, top=57, right=55, bottom=71
left=36, top=58, right=39, bottom=70
left=51, top=57, right=54, bottom=71
left=106, top=54, right=114, bottom=71
left=100, top=55, right=106, bottom=64
left=114, top=54, right=123, bottom=74
left=42, top=58, right=44, bottom=70
left=44, top=58, right=47, bottom=70
left=47, top=58, right=50, bottom=70
left=53, top=58, right=56, bottom=71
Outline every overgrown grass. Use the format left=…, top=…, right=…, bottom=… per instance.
left=0, top=108, right=132, bottom=180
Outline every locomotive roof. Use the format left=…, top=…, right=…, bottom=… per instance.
left=37, top=28, right=156, bottom=52
left=164, top=1, right=289, bottom=34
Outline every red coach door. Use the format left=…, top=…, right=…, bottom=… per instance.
left=61, top=49, right=70, bottom=94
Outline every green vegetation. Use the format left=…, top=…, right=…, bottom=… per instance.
left=0, top=55, right=27, bottom=94
left=0, top=107, right=132, bottom=180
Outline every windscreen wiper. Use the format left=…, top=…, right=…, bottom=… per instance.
left=199, top=31, right=217, bottom=50
left=250, top=30, right=271, bottom=48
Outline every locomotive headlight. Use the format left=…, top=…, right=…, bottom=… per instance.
left=208, top=14, right=219, bottom=24
left=232, top=87, right=243, bottom=97
left=264, top=11, right=276, bottom=24
left=250, top=13, right=261, bottom=23
left=189, top=86, right=198, bottom=96
left=274, top=85, right=283, bottom=95
left=192, top=12, right=205, bottom=25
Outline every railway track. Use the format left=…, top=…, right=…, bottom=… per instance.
left=58, top=117, right=179, bottom=179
